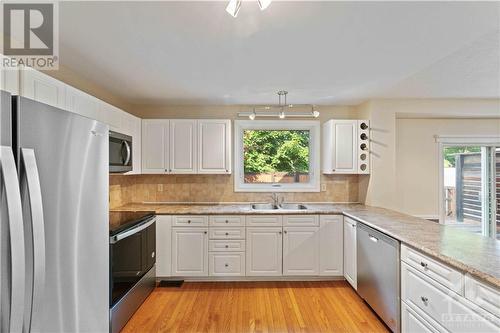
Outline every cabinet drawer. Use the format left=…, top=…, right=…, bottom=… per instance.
left=402, top=301, right=443, bottom=333
left=283, top=215, right=319, bottom=227
left=402, top=263, right=500, bottom=333
left=246, top=215, right=282, bottom=227
left=401, top=244, right=464, bottom=294
left=172, top=215, right=208, bottom=227
left=209, top=227, right=245, bottom=240
left=209, top=240, right=246, bottom=252
left=465, top=275, right=500, bottom=317
left=209, top=252, right=245, bottom=276
left=209, top=215, right=245, bottom=227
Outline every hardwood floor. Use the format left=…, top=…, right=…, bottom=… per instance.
left=121, top=281, right=389, bottom=333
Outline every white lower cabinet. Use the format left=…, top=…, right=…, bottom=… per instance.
left=401, top=251, right=500, bottom=333
left=171, top=227, right=208, bottom=276
left=246, top=227, right=283, bottom=276
left=343, top=217, right=357, bottom=289
left=283, top=227, right=319, bottom=276
left=209, top=252, right=245, bottom=276
left=319, top=215, right=343, bottom=276
left=156, top=216, right=172, bottom=277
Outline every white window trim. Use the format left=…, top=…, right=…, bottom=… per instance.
left=436, top=135, right=499, bottom=238
left=234, top=120, right=321, bottom=192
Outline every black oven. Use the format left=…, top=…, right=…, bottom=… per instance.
left=109, top=212, right=156, bottom=333
left=109, top=131, right=133, bottom=173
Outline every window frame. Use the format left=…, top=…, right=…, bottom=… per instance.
left=435, top=135, right=500, bottom=238
left=234, top=120, right=321, bottom=192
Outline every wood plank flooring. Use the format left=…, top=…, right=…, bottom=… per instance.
left=121, top=281, right=389, bottom=333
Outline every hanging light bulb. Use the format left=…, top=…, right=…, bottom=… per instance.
left=279, top=109, right=286, bottom=119
left=258, top=0, right=272, bottom=11
left=249, top=109, right=256, bottom=120
left=226, top=0, right=242, bottom=17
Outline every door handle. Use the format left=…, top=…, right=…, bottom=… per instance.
left=0, top=146, right=26, bottom=333
left=20, top=148, right=46, bottom=332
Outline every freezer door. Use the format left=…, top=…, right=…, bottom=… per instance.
left=15, top=96, right=109, bottom=333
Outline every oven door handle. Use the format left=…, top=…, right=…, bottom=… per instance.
left=110, top=218, right=155, bottom=244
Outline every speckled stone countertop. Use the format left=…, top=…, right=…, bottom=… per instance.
left=112, top=202, right=500, bottom=288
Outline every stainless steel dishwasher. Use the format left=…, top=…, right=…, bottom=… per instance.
left=357, top=222, right=400, bottom=333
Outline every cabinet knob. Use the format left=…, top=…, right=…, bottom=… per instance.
left=225, top=169, right=228, bottom=172
left=332, top=169, right=336, bottom=172
left=225, top=232, right=229, bottom=236
left=421, top=296, right=429, bottom=304
left=284, top=230, right=287, bottom=234
left=225, top=220, right=229, bottom=223
left=225, top=264, right=229, bottom=267
left=188, top=220, right=191, bottom=223
left=278, top=231, right=282, bottom=235
left=420, top=261, right=428, bottom=268
left=225, top=245, right=229, bottom=248
left=164, top=169, right=168, bottom=172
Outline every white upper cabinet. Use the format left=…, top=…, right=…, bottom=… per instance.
left=323, top=120, right=357, bottom=174
left=197, top=119, right=231, bottom=174
left=19, top=67, right=66, bottom=109
left=142, top=119, right=232, bottom=175
left=319, top=215, right=344, bottom=276
left=169, top=120, right=197, bottom=173
left=65, top=85, right=100, bottom=120
left=1, top=55, right=19, bottom=95
left=283, top=226, right=319, bottom=276
left=128, top=116, right=142, bottom=174
left=142, top=119, right=169, bottom=173
left=322, top=119, right=370, bottom=174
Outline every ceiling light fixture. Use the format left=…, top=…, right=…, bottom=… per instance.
left=238, top=91, right=320, bottom=120
left=226, top=0, right=271, bottom=17
left=258, top=0, right=272, bottom=11
left=226, top=0, right=242, bottom=18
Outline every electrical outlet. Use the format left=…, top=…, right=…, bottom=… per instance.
left=157, top=184, right=163, bottom=192
left=321, top=183, right=327, bottom=192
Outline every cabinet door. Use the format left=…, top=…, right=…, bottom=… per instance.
left=323, top=120, right=357, bottom=174
left=283, top=227, right=319, bottom=276
left=171, top=227, right=208, bottom=276
left=125, top=116, right=142, bottom=175
left=19, top=67, right=66, bottom=109
left=170, top=120, right=196, bottom=173
left=65, top=85, right=100, bottom=120
left=142, top=119, right=169, bottom=173
left=156, top=216, right=172, bottom=277
left=319, top=215, right=343, bottom=276
left=197, top=119, right=231, bottom=174
left=246, top=227, right=282, bottom=276
left=1, top=56, right=19, bottom=94
left=343, top=218, right=357, bottom=289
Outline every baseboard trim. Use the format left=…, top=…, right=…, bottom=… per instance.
left=156, top=276, right=345, bottom=282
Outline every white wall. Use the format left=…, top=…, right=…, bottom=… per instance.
left=357, top=99, right=500, bottom=216
left=396, top=118, right=500, bottom=217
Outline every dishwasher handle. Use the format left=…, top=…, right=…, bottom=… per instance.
left=369, top=235, right=379, bottom=242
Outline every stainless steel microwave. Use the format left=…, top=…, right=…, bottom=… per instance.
left=109, top=131, right=133, bottom=173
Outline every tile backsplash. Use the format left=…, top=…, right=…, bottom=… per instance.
left=110, top=174, right=359, bottom=209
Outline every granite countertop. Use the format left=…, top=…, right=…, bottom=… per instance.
left=112, top=202, right=500, bottom=288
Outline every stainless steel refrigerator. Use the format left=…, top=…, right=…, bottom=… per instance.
left=0, top=90, right=109, bottom=332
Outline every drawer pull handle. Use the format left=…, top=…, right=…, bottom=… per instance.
left=420, top=262, right=428, bottom=268
left=421, top=296, right=429, bottom=304
left=225, top=264, right=229, bottom=267
left=225, top=245, right=229, bottom=248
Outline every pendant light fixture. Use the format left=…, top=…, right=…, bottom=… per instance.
left=226, top=0, right=272, bottom=17
left=238, top=91, right=320, bottom=120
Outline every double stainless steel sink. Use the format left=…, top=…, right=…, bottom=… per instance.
left=250, top=203, right=308, bottom=211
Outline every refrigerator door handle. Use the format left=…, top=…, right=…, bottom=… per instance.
left=19, top=148, right=45, bottom=333
left=0, top=146, right=26, bottom=333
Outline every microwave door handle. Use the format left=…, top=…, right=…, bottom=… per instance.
left=121, top=140, right=131, bottom=166
left=20, top=148, right=45, bottom=332
left=0, top=146, right=26, bottom=333
left=110, top=218, right=155, bottom=244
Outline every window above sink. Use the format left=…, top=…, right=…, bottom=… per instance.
left=234, top=120, right=320, bottom=192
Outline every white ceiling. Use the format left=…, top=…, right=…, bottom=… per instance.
left=59, top=1, right=500, bottom=106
